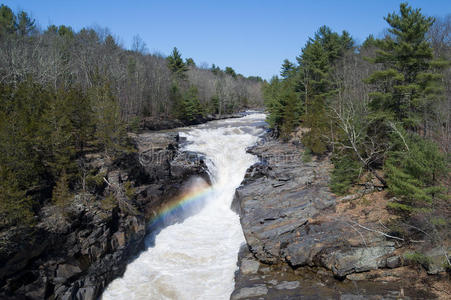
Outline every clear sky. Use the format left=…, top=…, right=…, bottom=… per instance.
left=2, top=1, right=451, bottom=79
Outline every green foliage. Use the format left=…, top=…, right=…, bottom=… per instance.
left=385, top=132, right=447, bottom=213
left=185, top=57, right=195, bottom=67
left=263, top=78, right=301, bottom=138
left=86, top=171, right=106, bottom=193
left=124, top=181, right=135, bottom=201
left=330, top=154, right=362, bottom=195
left=101, top=193, right=117, bottom=210
left=264, top=26, right=353, bottom=146
left=167, top=47, right=188, bottom=79
left=225, top=66, right=237, bottom=78
left=366, top=3, right=440, bottom=130
left=16, top=10, right=35, bottom=36
left=0, top=75, right=131, bottom=226
left=181, top=85, right=204, bottom=121
left=170, top=83, right=204, bottom=122
left=0, top=4, right=16, bottom=37
left=211, top=64, right=221, bottom=75
left=301, top=95, right=328, bottom=154
left=280, top=59, right=295, bottom=79
left=52, top=170, right=72, bottom=208
left=209, top=95, right=220, bottom=114
left=128, top=116, right=141, bottom=133
left=90, top=81, right=129, bottom=159
left=0, top=168, right=34, bottom=227
left=404, top=251, right=431, bottom=268
left=301, top=147, right=313, bottom=163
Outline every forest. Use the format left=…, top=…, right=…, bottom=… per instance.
left=0, top=4, right=263, bottom=227
left=264, top=3, right=450, bottom=240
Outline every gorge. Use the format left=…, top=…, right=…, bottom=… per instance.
left=102, top=113, right=267, bottom=299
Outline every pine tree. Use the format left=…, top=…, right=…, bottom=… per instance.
left=52, top=169, right=72, bottom=209
left=0, top=167, right=33, bottom=227
left=16, top=10, right=35, bottom=36
left=0, top=5, right=16, bottom=38
left=90, top=81, right=128, bottom=159
left=167, top=47, right=188, bottom=79
left=297, top=36, right=333, bottom=153
left=263, top=76, right=283, bottom=131
left=330, top=153, right=361, bottom=195
left=290, top=26, right=355, bottom=153
left=225, top=66, right=237, bottom=78
left=385, top=133, right=446, bottom=213
left=280, top=59, right=295, bottom=79
left=185, top=57, right=195, bottom=67
left=366, top=3, right=440, bottom=132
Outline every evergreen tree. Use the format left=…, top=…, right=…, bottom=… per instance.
left=211, top=64, right=221, bottom=75
left=182, top=85, right=203, bottom=121
left=167, top=47, right=188, bottom=79
left=225, top=66, right=237, bottom=78
left=366, top=3, right=440, bottom=132
left=185, top=57, right=195, bottom=67
left=263, top=76, right=283, bottom=131
left=280, top=59, right=295, bottom=79
left=0, top=167, right=33, bottom=227
left=385, top=132, right=446, bottom=213
left=330, top=153, right=361, bottom=195
left=0, top=4, right=16, bottom=37
left=90, top=81, right=128, bottom=159
left=52, top=169, right=72, bottom=209
left=16, top=10, right=35, bottom=36
left=209, top=95, right=220, bottom=114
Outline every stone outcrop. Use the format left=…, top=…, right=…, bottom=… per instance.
left=0, top=131, right=208, bottom=299
left=140, top=113, right=244, bottom=131
left=237, top=137, right=397, bottom=277
left=233, top=134, right=445, bottom=298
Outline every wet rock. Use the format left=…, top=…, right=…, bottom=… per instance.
left=274, top=281, right=300, bottom=290
left=140, top=113, right=243, bottom=131
left=0, top=130, right=209, bottom=299
left=240, top=259, right=260, bottom=275
left=111, top=231, right=126, bottom=249
left=75, top=287, right=96, bottom=300
left=231, top=285, right=268, bottom=299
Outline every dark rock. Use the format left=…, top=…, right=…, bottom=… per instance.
left=140, top=113, right=244, bottom=131
left=56, top=264, right=82, bottom=280
left=0, top=129, right=209, bottom=299
left=233, top=134, right=439, bottom=299
left=386, top=256, right=401, bottom=269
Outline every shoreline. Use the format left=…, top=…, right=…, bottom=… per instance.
left=232, top=131, right=448, bottom=299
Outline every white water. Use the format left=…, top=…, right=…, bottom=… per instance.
left=103, top=113, right=266, bottom=300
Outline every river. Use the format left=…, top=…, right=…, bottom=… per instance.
left=102, top=113, right=267, bottom=300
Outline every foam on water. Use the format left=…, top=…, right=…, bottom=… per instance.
left=102, top=113, right=266, bottom=300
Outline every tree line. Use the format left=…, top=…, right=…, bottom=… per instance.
left=0, top=4, right=263, bottom=227
left=264, top=3, right=449, bottom=232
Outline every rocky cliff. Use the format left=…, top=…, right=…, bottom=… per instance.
left=0, top=132, right=208, bottom=299
left=232, top=135, right=449, bottom=299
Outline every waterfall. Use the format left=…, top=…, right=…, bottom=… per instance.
left=103, top=113, right=266, bottom=300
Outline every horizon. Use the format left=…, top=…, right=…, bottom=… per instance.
left=2, top=0, right=450, bottom=80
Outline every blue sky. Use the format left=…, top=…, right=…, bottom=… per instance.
left=2, top=1, right=450, bottom=79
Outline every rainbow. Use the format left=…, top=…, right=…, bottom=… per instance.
left=149, top=179, right=214, bottom=227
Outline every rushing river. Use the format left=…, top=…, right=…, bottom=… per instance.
left=103, top=113, right=266, bottom=300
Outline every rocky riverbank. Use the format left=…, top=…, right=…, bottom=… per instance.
left=140, top=113, right=244, bottom=131
left=232, top=134, right=449, bottom=299
left=0, top=131, right=208, bottom=299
